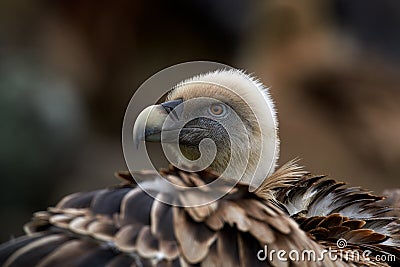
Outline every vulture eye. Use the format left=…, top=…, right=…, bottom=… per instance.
left=209, top=103, right=227, bottom=117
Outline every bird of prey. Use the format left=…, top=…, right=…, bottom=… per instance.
left=0, top=69, right=399, bottom=267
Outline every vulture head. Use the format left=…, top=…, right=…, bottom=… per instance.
left=133, top=69, right=279, bottom=188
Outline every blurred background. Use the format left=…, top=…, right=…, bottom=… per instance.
left=1, top=0, right=399, bottom=241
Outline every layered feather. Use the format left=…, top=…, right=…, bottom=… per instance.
left=0, top=165, right=398, bottom=267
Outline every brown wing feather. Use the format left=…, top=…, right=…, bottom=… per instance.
left=1, top=166, right=398, bottom=266
left=275, top=172, right=400, bottom=266
left=0, top=167, right=334, bottom=266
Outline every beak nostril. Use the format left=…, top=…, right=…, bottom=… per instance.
left=163, top=106, right=173, bottom=113
left=161, top=99, right=183, bottom=120
left=161, top=99, right=183, bottom=113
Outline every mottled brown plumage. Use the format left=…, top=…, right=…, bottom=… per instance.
left=0, top=164, right=398, bottom=267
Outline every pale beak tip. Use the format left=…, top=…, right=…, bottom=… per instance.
left=133, top=105, right=167, bottom=149
left=133, top=128, right=144, bottom=150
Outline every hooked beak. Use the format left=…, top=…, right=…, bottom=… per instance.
left=133, top=99, right=183, bottom=148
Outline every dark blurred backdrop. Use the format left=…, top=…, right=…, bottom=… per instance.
left=1, top=0, right=399, bottom=241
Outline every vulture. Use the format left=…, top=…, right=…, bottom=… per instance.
left=0, top=69, right=399, bottom=267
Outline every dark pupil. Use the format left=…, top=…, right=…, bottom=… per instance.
left=213, top=106, right=221, bottom=114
